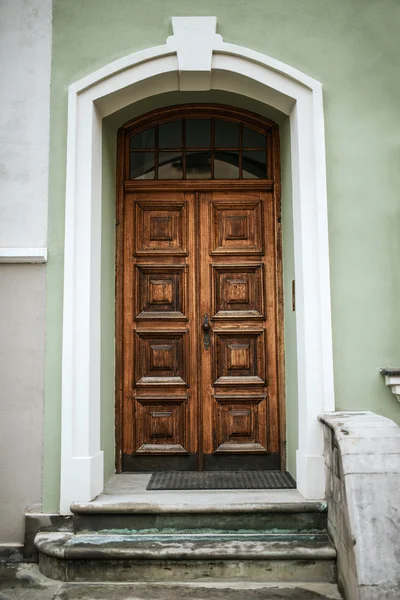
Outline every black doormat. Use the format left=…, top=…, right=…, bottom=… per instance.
left=147, top=471, right=296, bottom=491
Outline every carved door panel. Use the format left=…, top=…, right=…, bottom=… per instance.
left=199, top=191, right=280, bottom=470
left=122, top=191, right=198, bottom=471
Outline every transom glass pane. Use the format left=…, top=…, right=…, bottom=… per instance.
left=243, top=127, right=265, bottom=148
left=130, top=127, right=155, bottom=149
left=186, top=151, right=212, bottom=179
left=214, top=151, right=240, bottom=179
left=158, top=151, right=183, bottom=179
left=243, top=150, right=267, bottom=179
left=215, top=119, right=239, bottom=148
left=130, top=152, right=155, bottom=179
left=186, top=119, right=211, bottom=148
left=159, top=119, right=182, bottom=148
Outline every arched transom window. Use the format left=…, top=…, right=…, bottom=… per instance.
left=125, top=106, right=274, bottom=181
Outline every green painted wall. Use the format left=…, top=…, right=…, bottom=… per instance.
left=44, top=0, right=400, bottom=509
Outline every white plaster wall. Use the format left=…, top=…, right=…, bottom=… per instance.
left=0, top=0, right=51, bottom=247
left=0, top=0, right=51, bottom=544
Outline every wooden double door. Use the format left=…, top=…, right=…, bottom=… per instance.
left=119, top=187, right=282, bottom=471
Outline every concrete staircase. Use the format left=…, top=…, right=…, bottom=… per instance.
left=35, top=500, right=337, bottom=585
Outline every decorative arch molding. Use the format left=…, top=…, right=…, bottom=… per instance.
left=60, top=16, right=334, bottom=513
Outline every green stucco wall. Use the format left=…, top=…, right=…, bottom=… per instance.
left=44, top=0, right=400, bottom=510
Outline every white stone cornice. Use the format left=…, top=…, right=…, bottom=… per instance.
left=380, top=369, right=400, bottom=403
left=0, top=248, right=47, bottom=263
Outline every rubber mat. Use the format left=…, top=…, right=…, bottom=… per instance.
left=147, top=470, right=296, bottom=490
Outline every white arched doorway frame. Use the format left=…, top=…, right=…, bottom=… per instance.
left=60, top=17, right=334, bottom=513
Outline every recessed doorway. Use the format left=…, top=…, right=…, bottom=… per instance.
left=116, top=105, right=284, bottom=472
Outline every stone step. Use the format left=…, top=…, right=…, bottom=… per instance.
left=35, top=531, right=336, bottom=583
left=0, top=564, right=344, bottom=600
left=71, top=501, right=328, bottom=533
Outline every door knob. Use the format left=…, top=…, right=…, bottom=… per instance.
left=202, top=314, right=210, bottom=332
left=202, top=314, right=211, bottom=350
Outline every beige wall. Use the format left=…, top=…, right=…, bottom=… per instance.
left=0, top=265, right=46, bottom=544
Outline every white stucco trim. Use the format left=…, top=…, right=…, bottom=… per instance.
left=60, top=16, right=335, bottom=513
left=0, top=248, right=48, bottom=263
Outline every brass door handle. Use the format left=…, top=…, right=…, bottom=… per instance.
left=202, top=314, right=211, bottom=350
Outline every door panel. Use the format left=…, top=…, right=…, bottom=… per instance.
left=136, top=265, right=188, bottom=320
left=134, top=199, right=188, bottom=255
left=211, top=263, right=265, bottom=319
left=199, top=191, right=280, bottom=470
left=210, top=199, right=264, bottom=255
left=134, top=330, right=189, bottom=386
left=213, top=394, right=268, bottom=454
left=213, top=329, right=266, bottom=386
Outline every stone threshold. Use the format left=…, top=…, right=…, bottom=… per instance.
left=71, top=474, right=326, bottom=514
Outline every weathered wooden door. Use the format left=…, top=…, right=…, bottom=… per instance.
left=116, top=105, right=283, bottom=472
left=120, top=188, right=280, bottom=471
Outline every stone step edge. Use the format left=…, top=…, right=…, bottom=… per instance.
left=70, top=500, right=328, bottom=515
left=29, top=580, right=344, bottom=597
left=70, top=531, right=331, bottom=539
left=35, top=532, right=336, bottom=561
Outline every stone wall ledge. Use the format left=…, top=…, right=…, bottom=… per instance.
left=319, top=411, right=400, bottom=600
